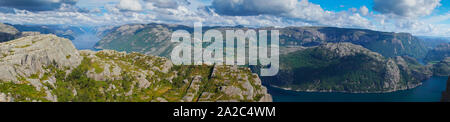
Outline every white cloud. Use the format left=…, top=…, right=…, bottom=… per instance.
left=211, top=0, right=298, bottom=16
left=0, top=0, right=448, bottom=37
left=116, top=0, right=142, bottom=11
left=0, top=0, right=78, bottom=11
left=359, top=6, right=369, bottom=16
left=422, top=13, right=450, bottom=24
left=373, top=0, right=441, bottom=18
left=143, top=0, right=182, bottom=9
left=282, top=0, right=372, bottom=28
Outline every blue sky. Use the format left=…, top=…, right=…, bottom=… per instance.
left=0, top=0, right=449, bottom=37
left=308, top=0, right=373, bottom=12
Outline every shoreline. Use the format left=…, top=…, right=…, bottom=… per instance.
left=269, top=80, right=428, bottom=94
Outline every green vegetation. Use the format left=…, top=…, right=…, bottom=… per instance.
left=261, top=45, right=426, bottom=92
left=15, top=44, right=31, bottom=48
left=0, top=81, right=48, bottom=102
left=0, top=51, right=266, bottom=102
left=424, top=43, right=449, bottom=63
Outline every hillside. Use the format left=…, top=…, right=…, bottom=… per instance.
left=424, top=43, right=450, bottom=63
left=94, top=23, right=190, bottom=57
left=430, top=57, right=450, bottom=76
left=95, top=24, right=429, bottom=59
left=260, top=43, right=431, bottom=93
left=277, top=27, right=428, bottom=59
left=0, top=23, right=20, bottom=42
left=0, top=34, right=271, bottom=102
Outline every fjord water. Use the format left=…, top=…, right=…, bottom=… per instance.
left=268, top=76, right=449, bottom=102
left=72, top=27, right=101, bottom=50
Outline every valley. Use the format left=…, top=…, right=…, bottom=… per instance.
left=0, top=22, right=449, bottom=102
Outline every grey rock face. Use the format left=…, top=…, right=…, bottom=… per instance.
left=383, top=59, right=401, bottom=90
left=212, top=65, right=272, bottom=102
left=271, top=42, right=429, bottom=93
left=0, top=34, right=271, bottom=102
left=0, top=34, right=82, bottom=83
left=0, top=23, right=20, bottom=42
left=18, top=31, right=41, bottom=38
left=431, top=57, right=450, bottom=76
left=318, top=43, right=384, bottom=60
left=0, top=92, right=14, bottom=102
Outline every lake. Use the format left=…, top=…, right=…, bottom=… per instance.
left=267, top=76, right=449, bottom=102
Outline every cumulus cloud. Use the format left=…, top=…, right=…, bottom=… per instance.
left=0, top=0, right=448, bottom=37
left=116, top=0, right=142, bottom=11
left=281, top=0, right=373, bottom=28
left=143, top=0, right=186, bottom=9
left=211, top=0, right=298, bottom=16
left=359, top=6, right=369, bottom=16
left=0, top=0, right=78, bottom=11
left=373, top=0, right=441, bottom=18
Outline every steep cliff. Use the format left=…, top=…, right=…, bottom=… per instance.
left=431, top=57, right=450, bottom=76
left=95, top=24, right=428, bottom=59
left=0, top=23, right=20, bottom=42
left=261, top=43, right=431, bottom=93
left=277, top=27, right=428, bottom=59
left=425, top=43, right=450, bottom=63
left=441, top=77, right=450, bottom=102
left=0, top=34, right=271, bottom=102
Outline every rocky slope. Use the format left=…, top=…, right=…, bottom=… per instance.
left=424, top=43, right=450, bottom=63
left=260, top=43, right=431, bottom=93
left=276, top=27, right=428, bottom=59
left=95, top=24, right=428, bottom=59
left=0, top=34, right=271, bottom=102
left=94, top=23, right=189, bottom=57
left=430, top=57, right=450, bottom=76
left=0, top=23, right=20, bottom=42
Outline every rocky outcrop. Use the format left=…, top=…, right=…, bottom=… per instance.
left=0, top=34, right=270, bottom=102
left=383, top=59, right=401, bottom=91
left=0, top=34, right=82, bottom=83
left=425, top=43, right=450, bottom=63
left=0, top=23, right=20, bottom=42
left=264, top=43, right=430, bottom=93
left=211, top=65, right=271, bottom=102
left=277, top=27, right=428, bottom=59
left=431, top=57, right=450, bottom=76
left=18, top=31, right=41, bottom=38
left=316, top=43, right=384, bottom=60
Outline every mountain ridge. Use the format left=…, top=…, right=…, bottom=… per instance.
left=95, top=23, right=429, bottom=59
left=0, top=34, right=271, bottom=102
left=260, top=43, right=432, bottom=93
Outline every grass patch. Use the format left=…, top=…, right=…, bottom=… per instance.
left=15, top=44, right=31, bottom=48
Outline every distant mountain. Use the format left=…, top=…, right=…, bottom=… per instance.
left=8, top=24, right=87, bottom=40
left=95, top=23, right=429, bottom=59
left=424, top=43, right=450, bottom=63
left=0, top=34, right=271, bottom=102
left=95, top=23, right=192, bottom=57
left=259, top=43, right=431, bottom=93
left=277, top=27, right=428, bottom=59
left=419, top=36, right=450, bottom=49
left=430, top=57, right=450, bottom=76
